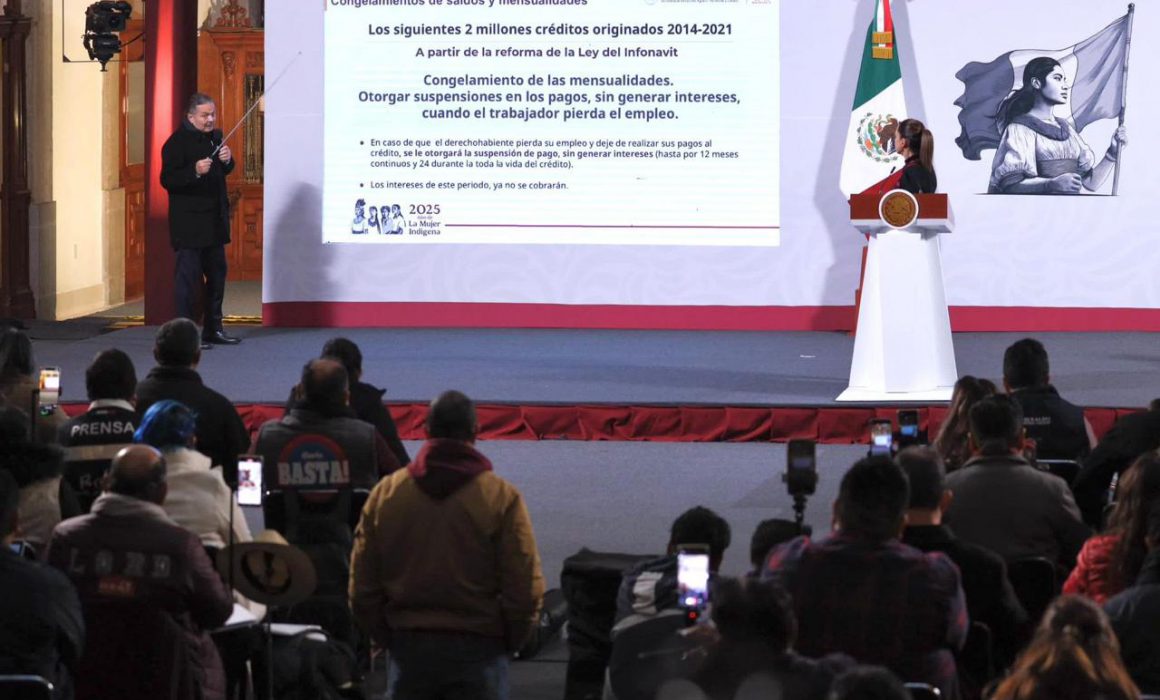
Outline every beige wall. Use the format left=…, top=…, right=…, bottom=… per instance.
left=27, top=1, right=110, bottom=319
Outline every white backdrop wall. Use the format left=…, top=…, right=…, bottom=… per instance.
left=264, top=1, right=1160, bottom=328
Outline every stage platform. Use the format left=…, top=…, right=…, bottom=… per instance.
left=29, top=324, right=1160, bottom=442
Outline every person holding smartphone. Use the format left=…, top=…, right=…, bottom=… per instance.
left=606, top=507, right=733, bottom=700
left=0, top=327, right=66, bottom=444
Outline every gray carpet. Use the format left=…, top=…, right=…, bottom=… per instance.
left=237, top=440, right=865, bottom=700
left=26, top=325, right=1160, bottom=408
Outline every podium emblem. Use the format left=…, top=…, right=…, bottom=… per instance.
left=879, top=189, right=919, bottom=229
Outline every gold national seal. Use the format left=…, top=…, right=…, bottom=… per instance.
left=880, top=190, right=918, bottom=229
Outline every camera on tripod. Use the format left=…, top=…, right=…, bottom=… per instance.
left=781, top=439, right=818, bottom=534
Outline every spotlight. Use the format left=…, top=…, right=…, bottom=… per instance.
left=83, top=1, right=133, bottom=71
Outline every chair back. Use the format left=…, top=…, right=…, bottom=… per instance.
left=74, top=601, right=201, bottom=700
left=1037, top=459, right=1081, bottom=486
left=62, top=444, right=128, bottom=512
left=0, top=675, right=53, bottom=700
left=262, top=488, right=367, bottom=647
left=904, top=682, right=941, bottom=699
left=1007, top=557, right=1059, bottom=625
left=958, top=621, right=995, bottom=697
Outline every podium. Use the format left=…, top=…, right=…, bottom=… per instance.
left=837, top=191, right=957, bottom=402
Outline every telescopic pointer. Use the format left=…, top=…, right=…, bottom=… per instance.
left=211, top=51, right=303, bottom=158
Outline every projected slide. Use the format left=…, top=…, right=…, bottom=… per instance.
left=322, top=0, right=779, bottom=247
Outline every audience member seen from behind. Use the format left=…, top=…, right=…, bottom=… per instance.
left=46, top=445, right=233, bottom=700
left=0, top=469, right=84, bottom=699
left=943, top=395, right=1091, bottom=569
left=133, top=400, right=252, bottom=551
left=57, top=349, right=139, bottom=512
left=135, top=318, right=249, bottom=485
left=0, top=406, right=82, bottom=555
left=748, top=518, right=803, bottom=576
left=0, top=327, right=66, bottom=443
left=256, top=357, right=400, bottom=495
left=898, top=446, right=1027, bottom=669
left=1104, top=499, right=1160, bottom=695
left=828, top=665, right=911, bottom=700
left=988, top=595, right=1138, bottom=700
left=934, top=376, right=997, bottom=472
left=286, top=337, right=410, bottom=467
left=764, top=456, right=967, bottom=697
left=605, top=506, right=733, bottom=700
left=350, top=390, right=544, bottom=700
left=1003, top=338, right=1095, bottom=462
left=1072, top=398, right=1160, bottom=528
left=1064, top=451, right=1160, bottom=604
left=691, top=577, right=852, bottom=700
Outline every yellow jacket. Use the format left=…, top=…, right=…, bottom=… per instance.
left=349, top=440, right=544, bottom=650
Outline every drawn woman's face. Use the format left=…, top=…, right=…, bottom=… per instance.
left=1035, top=67, right=1069, bottom=106
left=391, top=205, right=401, bottom=216
left=368, top=206, right=378, bottom=220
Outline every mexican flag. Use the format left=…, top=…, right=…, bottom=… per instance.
left=839, top=0, right=909, bottom=197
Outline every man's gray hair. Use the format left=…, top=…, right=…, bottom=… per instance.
left=187, top=92, right=215, bottom=114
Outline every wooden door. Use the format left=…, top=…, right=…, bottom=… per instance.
left=120, top=18, right=146, bottom=299
left=198, top=28, right=264, bottom=281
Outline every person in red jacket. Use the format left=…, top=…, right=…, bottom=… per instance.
left=1065, top=452, right=1160, bottom=604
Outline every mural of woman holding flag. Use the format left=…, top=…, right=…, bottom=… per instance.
left=988, top=57, right=1127, bottom=194
left=954, top=4, right=1134, bottom=195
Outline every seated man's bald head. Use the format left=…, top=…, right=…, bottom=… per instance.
left=108, top=445, right=167, bottom=504
left=300, top=358, right=349, bottom=410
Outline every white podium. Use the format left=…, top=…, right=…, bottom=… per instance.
left=837, top=191, right=957, bottom=402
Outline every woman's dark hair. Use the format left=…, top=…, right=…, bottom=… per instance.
left=1105, top=452, right=1160, bottom=590
left=897, top=118, right=935, bottom=176
left=0, top=327, right=34, bottom=381
left=133, top=400, right=197, bottom=452
left=988, top=595, right=1138, bottom=700
left=934, top=376, right=997, bottom=470
left=321, top=337, right=363, bottom=380
left=995, top=57, right=1061, bottom=130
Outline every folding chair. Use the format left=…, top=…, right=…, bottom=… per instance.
left=1007, top=557, right=1059, bottom=625
left=958, top=620, right=995, bottom=694
left=0, top=675, right=53, bottom=700
left=1036, top=459, right=1081, bottom=487
left=904, top=682, right=940, bottom=699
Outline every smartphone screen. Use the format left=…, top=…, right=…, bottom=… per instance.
left=870, top=419, right=893, bottom=456
left=898, top=410, right=920, bottom=445
left=677, top=548, right=710, bottom=612
left=236, top=455, right=264, bottom=506
left=38, top=367, right=61, bottom=407
left=786, top=439, right=817, bottom=472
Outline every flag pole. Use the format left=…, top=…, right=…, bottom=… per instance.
left=1112, top=3, right=1134, bottom=196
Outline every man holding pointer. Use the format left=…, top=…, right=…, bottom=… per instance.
left=160, top=93, right=241, bottom=347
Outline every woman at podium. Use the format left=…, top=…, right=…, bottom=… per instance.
left=860, top=118, right=937, bottom=196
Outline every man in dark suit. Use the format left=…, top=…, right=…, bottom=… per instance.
left=898, top=446, right=1027, bottom=670
left=160, top=92, right=240, bottom=347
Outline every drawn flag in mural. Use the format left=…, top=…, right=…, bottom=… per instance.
left=839, top=0, right=909, bottom=197
left=954, top=10, right=1132, bottom=162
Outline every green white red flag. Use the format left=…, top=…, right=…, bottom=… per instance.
left=839, top=0, right=909, bottom=197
